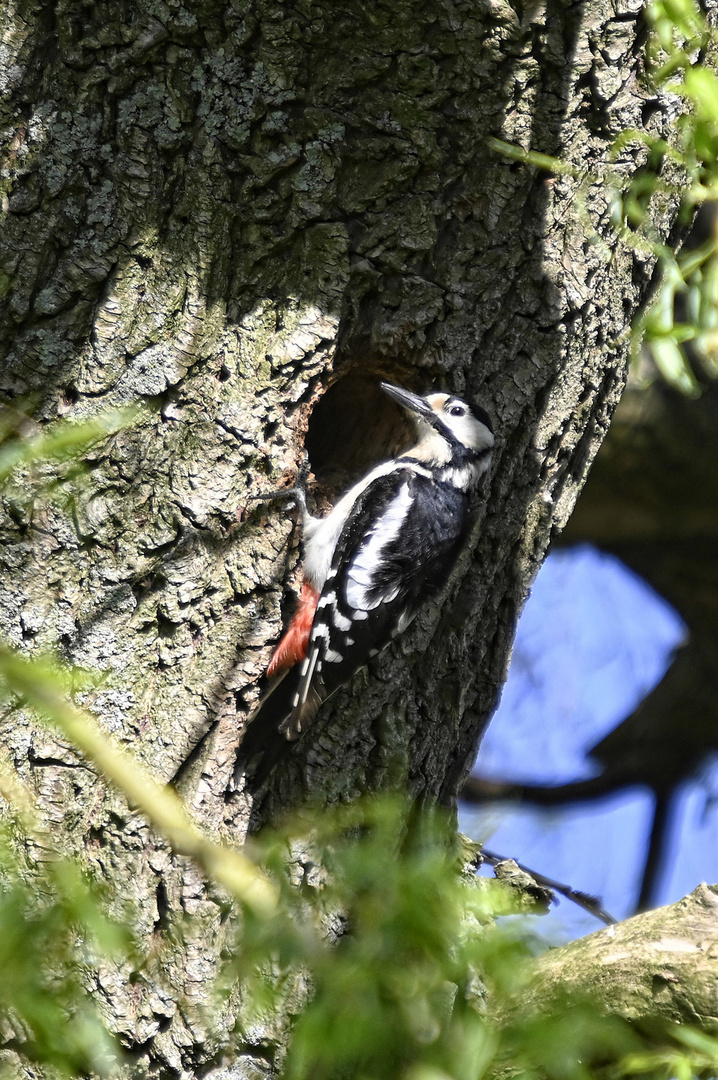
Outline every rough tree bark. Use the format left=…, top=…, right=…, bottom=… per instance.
left=0, top=0, right=709, bottom=1075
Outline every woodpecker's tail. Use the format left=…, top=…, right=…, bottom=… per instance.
left=233, top=669, right=302, bottom=788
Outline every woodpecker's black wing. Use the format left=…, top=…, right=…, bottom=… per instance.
left=282, top=467, right=470, bottom=738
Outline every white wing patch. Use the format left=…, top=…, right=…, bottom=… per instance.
left=302, top=460, right=413, bottom=590
left=333, top=610, right=352, bottom=632
left=344, top=482, right=412, bottom=611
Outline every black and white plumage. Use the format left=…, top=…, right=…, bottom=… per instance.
left=236, top=382, right=494, bottom=780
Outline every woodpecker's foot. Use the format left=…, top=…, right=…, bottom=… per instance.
left=250, top=485, right=305, bottom=506
left=250, top=463, right=310, bottom=514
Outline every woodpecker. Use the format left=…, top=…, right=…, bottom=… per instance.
left=236, top=382, right=494, bottom=779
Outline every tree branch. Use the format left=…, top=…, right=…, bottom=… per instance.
left=519, top=884, right=718, bottom=1030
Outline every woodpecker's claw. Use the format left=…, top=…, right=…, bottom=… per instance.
left=250, top=486, right=306, bottom=507
left=250, top=464, right=310, bottom=513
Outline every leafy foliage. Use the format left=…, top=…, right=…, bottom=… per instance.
left=231, top=800, right=526, bottom=1080
left=221, top=799, right=718, bottom=1080
left=0, top=410, right=136, bottom=1076
left=635, top=0, right=718, bottom=392
left=0, top=403, right=133, bottom=491
left=0, top=823, right=127, bottom=1077
left=620, top=1025, right=718, bottom=1080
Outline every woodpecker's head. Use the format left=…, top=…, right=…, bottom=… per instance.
left=380, top=382, right=494, bottom=484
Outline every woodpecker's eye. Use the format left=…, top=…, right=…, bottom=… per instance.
left=449, top=405, right=465, bottom=417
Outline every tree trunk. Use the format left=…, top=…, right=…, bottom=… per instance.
left=0, top=0, right=701, bottom=1074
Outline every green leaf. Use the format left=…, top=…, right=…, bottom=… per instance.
left=0, top=407, right=136, bottom=485
left=682, top=65, right=718, bottom=118
left=651, top=338, right=702, bottom=395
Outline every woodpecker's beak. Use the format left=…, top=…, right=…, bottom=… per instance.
left=380, top=382, right=433, bottom=420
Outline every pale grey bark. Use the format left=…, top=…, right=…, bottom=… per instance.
left=0, top=0, right=708, bottom=1074
left=518, top=883, right=718, bottom=1030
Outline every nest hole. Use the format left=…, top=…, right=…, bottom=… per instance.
left=305, top=372, right=418, bottom=495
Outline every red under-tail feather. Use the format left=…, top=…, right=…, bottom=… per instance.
left=266, top=579, right=319, bottom=677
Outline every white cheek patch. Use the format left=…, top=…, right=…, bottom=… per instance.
left=451, top=414, right=494, bottom=452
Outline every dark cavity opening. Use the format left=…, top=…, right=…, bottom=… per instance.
left=305, top=372, right=419, bottom=494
